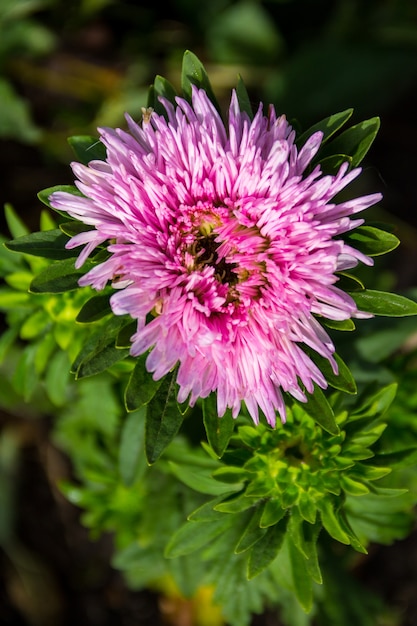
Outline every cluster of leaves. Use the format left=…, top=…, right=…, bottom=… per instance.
left=2, top=50, right=417, bottom=626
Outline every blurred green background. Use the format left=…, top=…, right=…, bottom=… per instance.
left=1, top=1, right=417, bottom=625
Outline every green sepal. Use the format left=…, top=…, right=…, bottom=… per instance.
left=260, top=498, right=286, bottom=528
left=5, top=229, right=75, bottom=260
left=318, top=117, right=380, bottom=167
left=118, top=407, right=147, bottom=487
left=68, top=135, right=106, bottom=164
left=236, top=75, right=254, bottom=120
left=235, top=505, right=267, bottom=554
left=29, top=257, right=93, bottom=293
left=75, top=293, right=112, bottom=323
left=296, top=108, right=353, bottom=147
left=116, top=320, right=136, bottom=348
left=181, top=50, right=220, bottom=113
left=147, top=75, right=178, bottom=117
left=38, top=185, right=84, bottom=214
left=202, top=394, right=235, bottom=458
left=71, top=317, right=130, bottom=377
left=349, top=289, right=417, bottom=317
left=165, top=516, right=234, bottom=558
left=145, top=370, right=186, bottom=464
left=318, top=499, right=350, bottom=544
left=345, top=225, right=400, bottom=257
left=247, top=516, right=288, bottom=579
left=124, top=353, right=162, bottom=412
left=370, top=448, right=417, bottom=469
left=302, top=384, right=340, bottom=435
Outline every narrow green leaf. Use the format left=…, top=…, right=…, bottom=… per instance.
left=302, top=385, right=339, bottom=435
left=297, top=109, right=353, bottom=147
left=165, top=517, right=233, bottom=558
left=322, top=318, right=355, bottom=331
left=71, top=317, right=130, bottom=377
left=59, top=221, right=95, bottom=237
left=318, top=154, right=352, bottom=175
left=68, top=135, right=106, bottom=164
left=4, top=204, right=29, bottom=238
left=350, top=383, right=397, bottom=421
left=247, top=517, right=288, bottom=579
left=370, top=448, right=417, bottom=469
left=181, top=50, right=220, bottom=113
left=188, top=496, right=232, bottom=522
left=236, top=75, right=253, bottom=119
left=235, top=505, right=267, bottom=554
left=169, top=462, right=232, bottom=496
left=319, top=117, right=380, bottom=167
left=29, top=257, right=92, bottom=293
left=38, top=185, right=84, bottom=213
left=118, top=407, right=147, bottom=486
left=214, top=492, right=259, bottom=514
left=116, top=320, right=136, bottom=348
left=288, top=538, right=313, bottom=612
left=6, top=229, right=74, bottom=260
left=349, top=289, right=417, bottom=317
left=124, top=353, right=162, bottom=411
left=345, top=226, right=400, bottom=257
left=76, top=293, right=112, bottom=323
left=212, top=465, right=252, bottom=484
left=305, top=349, right=357, bottom=395
left=148, top=75, right=178, bottom=117
left=203, top=394, right=235, bottom=458
left=145, top=371, right=185, bottom=464
left=336, top=272, right=364, bottom=292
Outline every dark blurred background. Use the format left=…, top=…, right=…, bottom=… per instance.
left=1, top=1, right=417, bottom=624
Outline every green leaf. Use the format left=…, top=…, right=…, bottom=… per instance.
left=29, top=257, right=91, bottom=293
left=38, top=185, right=84, bottom=213
left=203, top=394, right=235, bottom=458
left=302, top=385, right=339, bottom=435
left=322, top=318, right=355, bottom=331
left=318, top=154, right=352, bottom=175
left=118, top=407, right=147, bottom=486
left=350, top=383, right=397, bottom=421
left=188, top=497, right=232, bottom=522
left=288, top=539, right=313, bottom=612
left=214, top=492, right=260, bottom=514
left=349, top=289, right=417, bottom=317
left=59, top=221, right=95, bottom=237
left=236, top=75, right=253, bottom=119
left=297, top=108, right=353, bottom=147
left=319, top=117, right=380, bottom=167
left=306, top=350, right=357, bottom=395
left=169, top=462, right=232, bottom=496
left=145, top=371, right=185, bottom=464
left=148, top=75, right=178, bottom=117
left=181, top=50, right=220, bottom=113
left=212, top=466, right=252, bottom=484
left=336, top=272, right=365, bottom=292
left=345, top=226, right=400, bottom=257
left=165, top=516, right=233, bottom=558
left=71, top=318, right=130, bottom=378
left=5, top=229, right=75, bottom=260
left=4, top=204, right=29, bottom=238
left=124, top=353, right=163, bottom=412
left=247, top=517, right=288, bottom=579
left=68, top=135, right=106, bottom=164
left=76, top=293, right=112, bottom=323
left=235, top=505, right=267, bottom=554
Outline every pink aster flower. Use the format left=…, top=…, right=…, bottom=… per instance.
left=50, top=87, right=381, bottom=426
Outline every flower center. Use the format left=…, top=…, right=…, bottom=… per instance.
left=194, top=231, right=238, bottom=286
